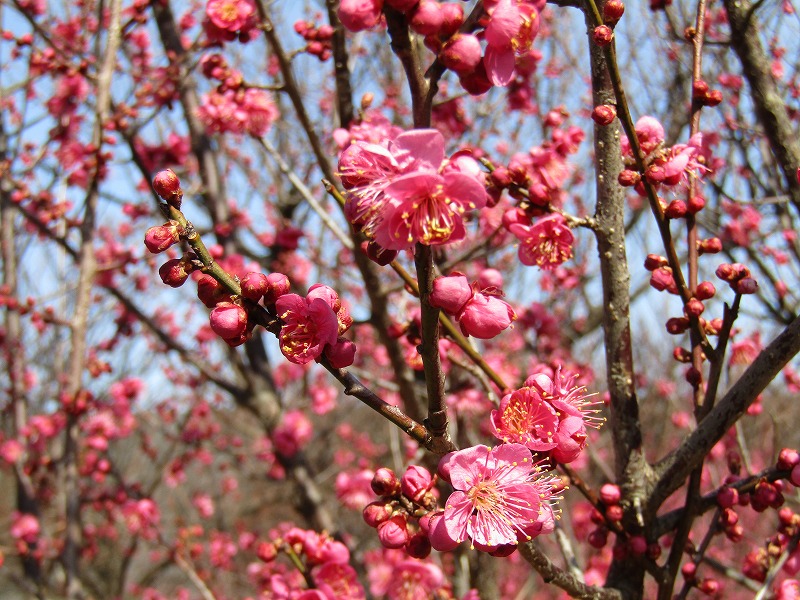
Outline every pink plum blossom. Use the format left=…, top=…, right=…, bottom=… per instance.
left=483, top=0, right=541, bottom=86
left=337, top=0, right=383, bottom=32
left=430, top=273, right=517, bottom=339
left=206, top=0, right=256, bottom=32
left=275, top=293, right=340, bottom=365
left=437, top=443, right=547, bottom=550
left=509, top=213, right=574, bottom=269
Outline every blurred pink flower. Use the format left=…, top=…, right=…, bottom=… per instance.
left=206, top=0, right=256, bottom=32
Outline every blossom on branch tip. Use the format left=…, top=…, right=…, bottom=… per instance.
left=144, top=221, right=181, bottom=254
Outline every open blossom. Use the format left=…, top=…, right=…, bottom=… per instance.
left=339, top=128, right=487, bottom=250
left=206, top=0, right=256, bottom=32
left=491, top=369, right=603, bottom=463
left=483, top=0, right=541, bottom=86
left=197, top=88, right=278, bottom=137
left=509, top=213, right=574, bottom=269
left=275, top=293, right=339, bottom=365
left=435, top=443, right=554, bottom=550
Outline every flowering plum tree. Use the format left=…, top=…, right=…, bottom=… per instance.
left=1, top=0, right=800, bottom=598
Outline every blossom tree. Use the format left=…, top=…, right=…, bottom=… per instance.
left=1, top=0, right=800, bottom=598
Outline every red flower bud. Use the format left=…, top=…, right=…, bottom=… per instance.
left=377, top=515, right=410, bottom=549
left=152, top=169, right=183, bottom=208
left=144, top=222, right=181, bottom=254
left=489, top=166, right=513, bottom=188
left=256, top=541, right=277, bottom=562
left=703, top=89, right=723, bottom=107
left=717, top=485, right=738, bottom=508
left=591, top=104, right=617, bottom=126
left=371, top=467, right=400, bottom=497
left=733, top=277, right=758, bottom=294
left=692, top=79, right=709, bottom=100
left=605, top=505, right=624, bottom=522
left=197, top=274, right=228, bottom=308
left=618, top=169, right=640, bottom=187
left=666, top=317, right=689, bottom=335
left=588, top=528, right=608, bottom=548
left=209, top=302, right=248, bottom=340
left=324, top=337, right=356, bottom=368
left=698, top=237, right=722, bottom=254
left=364, top=241, right=398, bottom=266
left=400, top=465, right=433, bottom=503
left=439, top=2, right=464, bottom=37
left=409, top=0, right=444, bottom=36
left=363, top=501, right=392, bottom=527
left=684, top=298, right=704, bottom=317
left=405, top=532, right=432, bottom=559
left=599, top=483, right=621, bottom=505
left=159, top=258, right=191, bottom=288
left=592, top=25, right=614, bottom=46
left=691, top=284, right=715, bottom=304
left=687, top=195, right=705, bottom=213
left=603, top=0, right=625, bottom=23
left=629, top=535, right=647, bottom=555
left=778, top=448, right=800, bottom=471
left=264, top=273, right=291, bottom=306
left=644, top=254, right=668, bottom=271
left=240, top=272, right=270, bottom=301
left=440, top=33, right=482, bottom=74
left=665, top=199, right=687, bottom=219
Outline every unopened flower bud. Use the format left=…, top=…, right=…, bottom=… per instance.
left=778, top=448, right=800, bottom=471
left=144, top=222, right=181, bottom=254
left=644, top=254, right=668, bottom=271
left=377, top=515, right=410, bottom=549
left=695, top=281, right=716, bottom=300
left=673, top=347, right=691, bottom=362
left=210, top=302, right=248, bottom=340
left=152, top=169, right=183, bottom=207
left=666, top=317, right=689, bottom=335
left=650, top=267, right=675, bottom=292
left=405, top=532, right=432, bottom=559
left=733, top=277, right=758, bottom=294
left=324, top=337, right=356, bottom=368
left=599, top=483, right=621, bottom=505
left=703, top=89, right=723, bottom=107
left=363, top=501, right=392, bottom=527
left=717, top=485, right=738, bottom=508
left=400, top=465, right=433, bottom=503
left=687, top=195, right=705, bottom=213
left=364, top=241, right=398, bottom=266
left=603, top=0, right=625, bottom=23
left=605, top=505, right=624, bottom=522
left=430, top=274, right=473, bottom=315
left=439, top=2, right=464, bottom=37
left=264, top=273, right=291, bottom=306
left=592, top=25, right=614, bottom=46
left=256, top=541, right=277, bottom=562
left=591, top=104, right=617, bottom=126
left=588, top=528, right=608, bottom=548
left=197, top=274, right=228, bottom=308
left=685, top=366, right=701, bottom=385
left=698, top=578, right=719, bottom=595
left=360, top=92, right=375, bottom=111
left=240, top=272, right=270, bottom=301
left=685, top=298, right=704, bottom=317
left=618, top=169, right=640, bottom=186
left=440, top=33, right=482, bottom=74
left=159, top=258, right=191, bottom=288
left=409, top=0, right=444, bottom=36
left=665, top=199, right=687, bottom=219
left=698, top=237, right=722, bottom=254
left=371, top=467, right=400, bottom=497
left=681, top=562, right=697, bottom=582
left=629, top=535, right=647, bottom=555
left=692, top=79, right=709, bottom=100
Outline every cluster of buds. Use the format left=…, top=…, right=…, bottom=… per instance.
left=692, top=79, right=723, bottom=108
left=715, top=262, right=758, bottom=295
left=587, top=483, right=661, bottom=560
left=199, top=53, right=242, bottom=91
left=429, top=272, right=517, bottom=339
left=362, top=466, right=437, bottom=559
left=293, top=20, right=334, bottom=61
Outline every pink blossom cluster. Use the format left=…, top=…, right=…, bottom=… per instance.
left=252, top=526, right=365, bottom=599
left=364, top=548, right=450, bottom=599
left=619, top=116, right=711, bottom=194
left=429, top=272, right=516, bottom=339
left=197, top=87, right=279, bottom=137
left=338, top=127, right=487, bottom=250
left=490, top=368, right=602, bottom=464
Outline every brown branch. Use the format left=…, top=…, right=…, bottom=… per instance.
left=651, top=314, right=800, bottom=508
